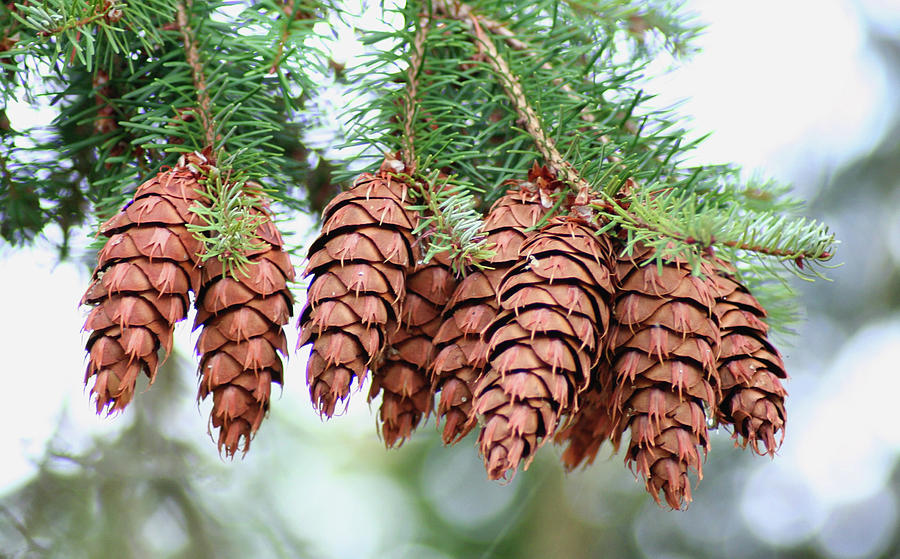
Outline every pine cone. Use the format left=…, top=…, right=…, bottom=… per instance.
left=369, top=252, right=455, bottom=447
left=555, top=364, right=617, bottom=470
left=194, top=206, right=294, bottom=456
left=475, top=219, right=615, bottom=480
left=431, top=186, right=545, bottom=444
left=82, top=157, right=205, bottom=414
left=714, top=274, right=787, bottom=455
left=608, top=244, right=720, bottom=509
left=299, top=160, right=418, bottom=417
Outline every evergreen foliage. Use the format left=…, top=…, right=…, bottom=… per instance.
left=1, top=0, right=322, bottom=257
left=0, top=0, right=833, bottom=412
left=1, top=0, right=834, bottom=328
left=0, top=0, right=840, bottom=513
left=3, top=0, right=898, bottom=551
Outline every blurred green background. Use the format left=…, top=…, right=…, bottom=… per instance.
left=2, top=1, right=899, bottom=558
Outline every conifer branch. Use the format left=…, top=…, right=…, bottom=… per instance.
left=269, top=1, right=294, bottom=74
left=269, top=0, right=313, bottom=74
left=599, top=190, right=835, bottom=274
left=437, top=0, right=592, bottom=199
left=31, top=1, right=120, bottom=38
left=435, top=0, right=651, bottom=169
left=443, top=3, right=592, bottom=121
left=392, top=6, right=492, bottom=271
left=175, top=1, right=216, bottom=149
left=457, top=3, right=681, bottom=183
left=452, top=5, right=651, bottom=159
left=619, top=207, right=831, bottom=261
left=401, top=7, right=430, bottom=174
left=377, top=0, right=835, bottom=284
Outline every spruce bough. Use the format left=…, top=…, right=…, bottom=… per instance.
left=1, top=0, right=834, bottom=508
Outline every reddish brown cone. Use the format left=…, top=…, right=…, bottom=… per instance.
left=608, top=244, right=720, bottom=509
left=194, top=206, right=294, bottom=456
left=474, top=219, right=615, bottom=480
left=431, top=185, right=546, bottom=444
left=82, top=155, right=206, bottom=414
left=369, top=252, right=456, bottom=447
left=714, top=274, right=787, bottom=456
left=299, top=159, right=418, bottom=417
left=555, top=363, right=617, bottom=470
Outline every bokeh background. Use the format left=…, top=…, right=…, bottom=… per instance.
left=2, top=0, right=899, bottom=557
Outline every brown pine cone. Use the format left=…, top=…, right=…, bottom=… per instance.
left=369, top=252, right=456, bottom=447
left=608, top=244, right=720, bottom=509
left=431, top=184, right=545, bottom=444
left=193, top=206, right=294, bottom=456
left=299, top=158, right=418, bottom=417
left=82, top=155, right=206, bottom=414
left=555, top=363, right=618, bottom=470
left=714, top=274, right=787, bottom=456
left=474, top=219, right=615, bottom=480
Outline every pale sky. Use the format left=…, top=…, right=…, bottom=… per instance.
left=1, top=1, right=897, bottom=556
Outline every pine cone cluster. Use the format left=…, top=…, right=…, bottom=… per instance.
left=297, top=160, right=790, bottom=509
left=83, top=154, right=791, bottom=509
left=555, top=243, right=789, bottom=508
left=81, top=153, right=293, bottom=456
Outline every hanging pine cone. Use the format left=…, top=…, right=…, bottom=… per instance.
left=298, top=157, right=418, bottom=417
left=193, top=205, right=294, bottom=456
left=431, top=184, right=545, bottom=444
left=608, top=244, right=720, bottom=509
left=713, top=273, right=787, bottom=455
left=474, top=218, right=615, bottom=480
left=81, top=155, right=206, bottom=414
left=555, top=365, right=617, bottom=470
left=369, top=251, right=455, bottom=447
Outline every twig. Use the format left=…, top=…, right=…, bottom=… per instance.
left=450, top=4, right=591, bottom=117
left=438, top=1, right=592, bottom=199
left=437, top=0, right=649, bottom=161
left=393, top=7, right=489, bottom=271
left=436, top=1, right=831, bottom=270
left=269, top=1, right=293, bottom=73
left=719, top=239, right=831, bottom=261
left=35, top=0, right=118, bottom=37
left=401, top=8, right=431, bottom=174
left=462, top=6, right=645, bottom=137
left=600, top=199, right=831, bottom=262
left=175, top=1, right=216, bottom=149
left=0, top=505, right=49, bottom=554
